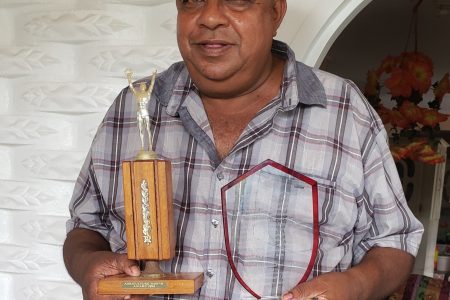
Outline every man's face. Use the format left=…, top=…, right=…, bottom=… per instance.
left=176, top=0, right=286, bottom=98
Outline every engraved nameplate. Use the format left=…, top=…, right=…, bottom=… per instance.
left=122, top=282, right=167, bottom=289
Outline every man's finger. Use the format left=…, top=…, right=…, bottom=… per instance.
left=114, top=254, right=140, bottom=277
left=282, top=281, right=326, bottom=300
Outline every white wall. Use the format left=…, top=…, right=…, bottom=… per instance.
left=0, top=1, right=368, bottom=299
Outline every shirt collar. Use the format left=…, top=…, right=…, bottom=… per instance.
left=272, top=40, right=327, bottom=108
left=157, top=40, right=326, bottom=117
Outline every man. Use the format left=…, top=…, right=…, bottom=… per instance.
left=63, top=0, right=423, bottom=299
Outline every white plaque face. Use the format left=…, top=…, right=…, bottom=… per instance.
left=221, top=160, right=319, bottom=299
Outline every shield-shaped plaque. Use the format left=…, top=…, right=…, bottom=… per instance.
left=221, top=160, right=319, bottom=299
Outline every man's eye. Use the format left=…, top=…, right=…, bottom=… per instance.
left=226, top=0, right=251, bottom=3
left=179, top=0, right=252, bottom=7
left=180, top=0, right=206, bottom=7
left=225, top=0, right=253, bottom=9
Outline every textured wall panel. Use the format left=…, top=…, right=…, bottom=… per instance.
left=82, top=46, right=182, bottom=77
left=0, top=115, right=71, bottom=145
left=0, top=2, right=193, bottom=298
left=0, top=2, right=179, bottom=298
left=0, top=113, right=105, bottom=149
left=1, top=210, right=67, bottom=245
left=0, top=147, right=12, bottom=180
left=12, top=149, right=85, bottom=181
left=14, top=80, right=122, bottom=113
left=0, top=179, right=74, bottom=215
left=0, top=79, right=11, bottom=113
left=5, top=276, right=81, bottom=300
left=0, top=0, right=64, bottom=5
left=19, top=10, right=139, bottom=42
left=0, top=46, right=75, bottom=77
left=0, top=9, right=13, bottom=45
left=0, top=244, right=65, bottom=275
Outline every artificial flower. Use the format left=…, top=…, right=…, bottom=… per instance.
left=389, top=108, right=413, bottom=129
left=407, top=59, right=433, bottom=94
left=419, top=108, right=448, bottom=127
left=390, top=140, right=426, bottom=160
left=364, top=51, right=448, bottom=164
left=398, top=100, right=422, bottom=123
left=385, top=69, right=415, bottom=98
left=417, top=153, right=446, bottom=164
left=378, top=55, right=399, bottom=74
left=377, top=104, right=392, bottom=124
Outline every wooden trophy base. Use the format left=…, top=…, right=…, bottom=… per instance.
left=97, top=272, right=204, bottom=295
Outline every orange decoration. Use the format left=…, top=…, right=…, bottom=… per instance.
left=398, top=100, right=423, bottom=123
left=364, top=51, right=449, bottom=164
left=419, top=108, right=448, bottom=127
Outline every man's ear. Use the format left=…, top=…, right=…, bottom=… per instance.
left=272, top=0, right=287, bottom=37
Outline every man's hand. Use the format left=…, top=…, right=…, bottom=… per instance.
left=79, top=250, right=144, bottom=300
left=63, top=228, right=146, bottom=300
left=281, top=247, right=414, bottom=300
left=281, top=272, right=360, bottom=300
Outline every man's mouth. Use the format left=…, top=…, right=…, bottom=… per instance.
left=202, top=43, right=226, bottom=48
left=194, top=40, right=233, bottom=55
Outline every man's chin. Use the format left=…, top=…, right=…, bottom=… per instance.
left=192, top=65, right=238, bottom=83
left=194, top=78, right=253, bottom=100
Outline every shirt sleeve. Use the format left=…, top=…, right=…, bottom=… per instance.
left=65, top=147, right=112, bottom=240
left=352, top=127, right=424, bottom=264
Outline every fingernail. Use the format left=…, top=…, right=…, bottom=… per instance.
left=282, top=293, right=294, bottom=300
left=130, top=265, right=140, bottom=276
left=124, top=296, right=131, bottom=300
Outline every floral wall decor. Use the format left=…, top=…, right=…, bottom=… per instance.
left=364, top=0, right=450, bottom=165
left=364, top=51, right=450, bottom=164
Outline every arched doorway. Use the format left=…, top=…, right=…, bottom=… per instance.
left=320, top=0, right=450, bottom=277
left=280, top=0, right=373, bottom=67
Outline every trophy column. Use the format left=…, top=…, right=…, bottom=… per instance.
left=97, top=70, right=203, bottom=295
left=123, top=159, right=175, bottom=262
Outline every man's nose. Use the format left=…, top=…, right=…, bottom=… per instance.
left=196, top=0, right=229, bottom=30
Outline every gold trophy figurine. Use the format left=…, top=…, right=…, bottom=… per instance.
left=97, top=70, right=204, bottom=296
left=126, top=69, right=158, bottom=160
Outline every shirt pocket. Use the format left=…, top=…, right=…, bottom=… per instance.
left=310, top=175, right=358, bottom=248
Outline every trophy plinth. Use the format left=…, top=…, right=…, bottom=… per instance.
left=98, top=271, right=204, bottom=295
left=98, top=159, right=204, bottom=295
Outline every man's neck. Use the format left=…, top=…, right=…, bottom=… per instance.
left=201, top=56, right=286, bottom=160
left=201, top=55, right=285, bottom=115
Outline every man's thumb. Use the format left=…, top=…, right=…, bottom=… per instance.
left=115, top=254, right=140, bottom=277
left=282, top=281, right=324, bottom=300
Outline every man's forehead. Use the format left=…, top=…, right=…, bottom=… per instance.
left=175, top=0, right=276, bottom=3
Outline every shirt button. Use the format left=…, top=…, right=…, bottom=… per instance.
left=211, top=219, right=219, bottom=228
left=206, top=268, right=215, bottom=278
left=216, top=172, right=224, bottom=180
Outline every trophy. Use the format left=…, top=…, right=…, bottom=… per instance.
left=97, top=69, right=204, bottom=295
left=220, top=160, right=319, bottom=299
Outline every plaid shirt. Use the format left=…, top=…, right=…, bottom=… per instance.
left=67, top=40, right=423, bottom=299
